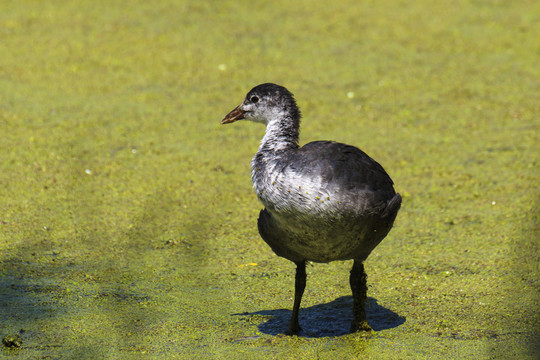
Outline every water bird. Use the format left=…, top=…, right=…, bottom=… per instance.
left=221, top=83, right=401, bottom=335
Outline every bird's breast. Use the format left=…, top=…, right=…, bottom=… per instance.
left=252, top=159, right=348, bottom=218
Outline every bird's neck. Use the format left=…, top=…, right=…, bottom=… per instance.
left=251, top=116, right=299, bottom=192
left=258, top=116, right=300, bottom=154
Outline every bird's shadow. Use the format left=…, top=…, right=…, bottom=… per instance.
left=233, top=296, right=405, bottom=338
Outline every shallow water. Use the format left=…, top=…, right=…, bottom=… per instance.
left=1, top=0, right=539, bottom=358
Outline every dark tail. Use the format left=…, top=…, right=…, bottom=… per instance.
left=382, top=193, right=402, bottom=220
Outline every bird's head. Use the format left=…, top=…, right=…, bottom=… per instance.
left=221, top=83, right=300, bottom=126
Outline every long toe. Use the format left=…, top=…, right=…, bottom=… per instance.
left=350, top=320, right=372, bottom=333
left=285, top=324, right=302, bottom=336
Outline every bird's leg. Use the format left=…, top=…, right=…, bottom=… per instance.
left=350, top=260, right=372, bottom=332
left=286, top=260, right=306, bottom=335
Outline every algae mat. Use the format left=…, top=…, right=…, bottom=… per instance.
left=1, top=0, right=538, bottom=358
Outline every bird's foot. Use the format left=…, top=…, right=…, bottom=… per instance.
left=350, top=320, right=372, bottom=333
left=285, top=325, right=302, bottom=336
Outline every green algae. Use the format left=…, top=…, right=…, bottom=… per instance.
left=1, top=0, right=539, bottom=358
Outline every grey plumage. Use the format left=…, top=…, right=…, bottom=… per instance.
left=221, top=83, right=401, bottom=334
left=254, top=140, right=401, bottom=263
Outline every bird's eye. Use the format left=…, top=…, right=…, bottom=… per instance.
left=250, top=95, right=259, bottom=103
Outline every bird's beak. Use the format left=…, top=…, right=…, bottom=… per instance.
left=221, top=105, right=245, bottom=124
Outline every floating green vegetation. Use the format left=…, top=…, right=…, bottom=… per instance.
left=1, top=0, right=538, bottom=358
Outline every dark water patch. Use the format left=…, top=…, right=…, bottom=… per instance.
left=233, top=296, right=405, bottom=338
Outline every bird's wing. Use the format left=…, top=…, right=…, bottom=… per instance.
left=289, top=141, right=396, bottom=193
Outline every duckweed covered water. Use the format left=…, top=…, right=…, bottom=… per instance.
left=1, top=0, right=538, bottom=358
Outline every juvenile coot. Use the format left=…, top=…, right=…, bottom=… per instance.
left=221, top=83, right=401, bottom=335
